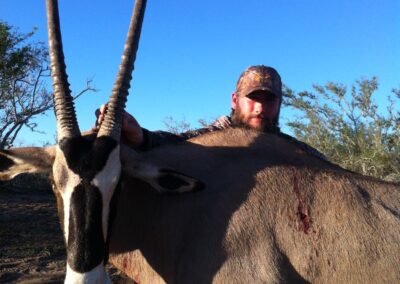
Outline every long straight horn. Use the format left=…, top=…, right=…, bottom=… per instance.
left=46, top=0, right=80, bottom=141
left=97, top=0, right=147, bottom=140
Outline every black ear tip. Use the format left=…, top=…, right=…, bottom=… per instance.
left=0, top=154, right=14, bottom=171
left=194, top=181, right=206, bottom=192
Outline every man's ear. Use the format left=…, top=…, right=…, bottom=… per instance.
left=231, top=92, right=238, bottom=110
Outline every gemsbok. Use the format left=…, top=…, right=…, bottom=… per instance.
left=0, top=0, right=399, bottom=283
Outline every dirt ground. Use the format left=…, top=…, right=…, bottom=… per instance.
left=0, top=174, right=134, bottom=284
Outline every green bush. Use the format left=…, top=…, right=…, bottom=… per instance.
left=283, top=78, right=400, bottom=182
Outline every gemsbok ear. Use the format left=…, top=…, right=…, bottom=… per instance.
left=122, top=161, right=205, bottom=194
left=0, top=146, right=56, bottom=180
left=119, top=144, right=205, bottom=194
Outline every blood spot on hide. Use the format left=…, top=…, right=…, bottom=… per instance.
left=297, top=204, right=310, bottom=234
left=356, top=185, right=371, bottom=203
left=293, top=173, right=310, bottom=234
left=123, top=258, right=128, bottom=271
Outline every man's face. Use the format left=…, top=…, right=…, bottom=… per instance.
left=231, top=90, right=280, bottom=131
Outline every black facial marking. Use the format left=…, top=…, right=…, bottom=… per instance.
left=158, top=169, right=206, bottom=192
left=59, top=136, right=118, bottom=180
left=158, top=175, right=189, bottom=191
left=193, top=181, right=206, bottom=192
left=0, top=151, right=14, bottom=171
left=67, top=183, right=105, bottom=273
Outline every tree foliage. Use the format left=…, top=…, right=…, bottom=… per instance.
left=0, top=21, right=52, bottom=148
left=0, top=21, right=94, bottom=149
left=163, top=116, right=213, bottom=134
left=283, top=78, right=400, bottom=182
left=163, top=116, right=192, bottom=134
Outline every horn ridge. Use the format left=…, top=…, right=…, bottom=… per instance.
left=46, top=0, right=80, bottom=141
left=97, top=0, right=147, bottom=139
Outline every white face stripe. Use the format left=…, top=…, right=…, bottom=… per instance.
left=55, top=146, right=82, bottom=243
left=92, top=145, right=121, bottom=240
left=61, top=175, right=80, bottom=243
left=65, top=262, right=111, bottom=284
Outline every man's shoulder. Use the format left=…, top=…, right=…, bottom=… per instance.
left=211, top=115, right=232, bottom=129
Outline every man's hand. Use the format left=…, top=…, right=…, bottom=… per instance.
left=95, top=104, right=144, bottom=148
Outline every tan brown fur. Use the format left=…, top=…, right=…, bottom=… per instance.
left=109, top=128, right=399, bottom=283
left=0, top=146, right=55, bottom=180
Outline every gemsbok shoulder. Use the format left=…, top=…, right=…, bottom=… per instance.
left=0, top=0, right=399, bottom=283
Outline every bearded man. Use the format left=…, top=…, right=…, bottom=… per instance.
left=96, top=65, right=326, bottom=159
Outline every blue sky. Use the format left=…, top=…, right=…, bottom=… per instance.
left=1, top=0, right=399, bottom=145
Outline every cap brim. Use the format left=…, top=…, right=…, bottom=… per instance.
left=244, top=87, right=280, bottom=97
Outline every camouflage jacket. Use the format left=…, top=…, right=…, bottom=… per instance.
left=139, top=115, right=328, bottom=161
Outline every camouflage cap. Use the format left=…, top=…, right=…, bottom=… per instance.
left=235, top=65, right=282, bottom=98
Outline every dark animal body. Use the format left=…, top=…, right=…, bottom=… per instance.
left=106, top=128, right=400, bottom=283
left=1, top=128, right=399, bottom=283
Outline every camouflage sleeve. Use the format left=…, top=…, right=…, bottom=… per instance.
left=137, top=116, right=231, bottom=151
left=137, top=128, right=185, bottom=151
left=177, top=116, right=232, bottom=140
left=212, top=115, right=232, bottom=129
left=138, top=120, right=229, bottom=151
left=177, top=125, right=224, bottom=140
left=139, top=127, right=224, bottom=151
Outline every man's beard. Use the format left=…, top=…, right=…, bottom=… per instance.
left=230, top=109, right=280, bottom=134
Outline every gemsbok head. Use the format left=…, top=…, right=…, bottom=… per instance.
left=49, top=0, right=144, bottom=282
left=0, top=0, right=199, bottom=283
